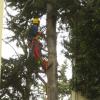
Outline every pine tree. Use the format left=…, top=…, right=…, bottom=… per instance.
left=64, top=0, right=100, bottom=100
left=2, top=0, right=83, bottom=99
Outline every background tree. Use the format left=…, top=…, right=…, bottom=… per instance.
left=63, top=0, right=100, bottom=100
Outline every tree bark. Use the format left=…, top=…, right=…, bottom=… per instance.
left=46, top=2, right=58, bottom=100
left=22, top=79, right=30, bottom=100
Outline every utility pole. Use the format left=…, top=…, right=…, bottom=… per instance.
left=0, top=0, right=4, bottom=87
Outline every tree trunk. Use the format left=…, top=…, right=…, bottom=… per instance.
left=46, top=2, right=58, bottom=100
left=22, top=83, right=30, bottom=100
left=22, top=90, right=30, bottom=100
left=0, top=0, right=4, bottom=87
left=22, top=76, right=32, bottom=100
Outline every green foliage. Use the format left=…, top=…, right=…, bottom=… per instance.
left=58, top=82, right=70, bottom=95
left=58, top=63, right=71, bottom=98
left=3, top=1, right=47, bottom=99
left=64, top=0, right=100, bottom=99
left=1, top=56, right=42, bottom=99
left=6, top=0, right=47, bottom=17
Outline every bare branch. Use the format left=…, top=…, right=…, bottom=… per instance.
left=37, top=74, right=47, bottom=86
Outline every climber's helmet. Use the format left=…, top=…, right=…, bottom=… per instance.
left=32, top=18, right=40, bottom=25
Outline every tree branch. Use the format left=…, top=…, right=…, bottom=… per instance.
left=37, top=74, right=47, bottom=86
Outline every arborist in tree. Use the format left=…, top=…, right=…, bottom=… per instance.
left=27, top=17, right=40, bottom=59
left=27, top=17, right=48, bottom=70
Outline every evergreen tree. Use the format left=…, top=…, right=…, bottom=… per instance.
left=3, top=0, right=78, bottom=99
left=64, top=0, right=100, bottom=99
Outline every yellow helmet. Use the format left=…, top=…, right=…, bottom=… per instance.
left=32, top=18, right=40, bottom=25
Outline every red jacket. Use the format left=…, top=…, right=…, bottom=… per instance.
left=32, top=39, right=42, bottom=61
